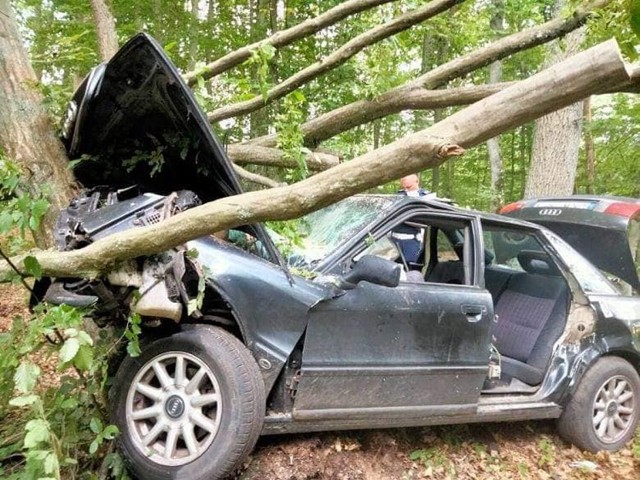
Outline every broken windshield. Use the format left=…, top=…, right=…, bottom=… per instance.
left=287, top=195, right=399, bottom=268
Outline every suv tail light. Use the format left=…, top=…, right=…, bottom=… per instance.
left=500, top=201, right=525, bottom=214
left=604, top=202, right=640, bottom=218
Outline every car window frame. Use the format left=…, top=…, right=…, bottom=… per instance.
left=331, top=208, right=485, bottom=288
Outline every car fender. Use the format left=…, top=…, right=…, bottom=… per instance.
left=187, top=237, right=330, bottom=393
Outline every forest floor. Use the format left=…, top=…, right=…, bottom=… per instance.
left=1, top=283, right=638, bottom=480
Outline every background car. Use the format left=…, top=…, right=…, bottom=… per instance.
left=36, top=34, right=640, bottom=480
left=501, top=196, right=640, bottom=296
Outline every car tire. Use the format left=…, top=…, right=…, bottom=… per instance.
left=110, top=325, right=265, bottom=480
left=557, top=356, right=640, bottom=452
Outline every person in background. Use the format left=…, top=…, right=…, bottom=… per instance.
left=399, top=173, right=433, bottom=198
left=392, top=174, right=435, bottom=263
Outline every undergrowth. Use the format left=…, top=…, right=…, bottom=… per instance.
left=0, top=155, right=134, bottom=479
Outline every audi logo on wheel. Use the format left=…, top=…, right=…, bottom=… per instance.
left=539, top=208, right=562, bottom=216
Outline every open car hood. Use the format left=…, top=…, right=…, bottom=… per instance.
left=501, top=196, right=640, bottom=292
left=60, top=33, right=241, bottom=203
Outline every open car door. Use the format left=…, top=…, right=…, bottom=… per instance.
left=293, top=212, right=493, bottom=420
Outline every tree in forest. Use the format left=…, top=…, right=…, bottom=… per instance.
left=525, top=0, right=587, bottom=198
left=0, top=0, right=75, bottom=248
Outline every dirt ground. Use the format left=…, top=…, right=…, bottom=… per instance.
left=1, top=283, right=638, bottom=480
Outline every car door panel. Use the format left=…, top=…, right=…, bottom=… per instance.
left=294, top=281, right=493, bottom=415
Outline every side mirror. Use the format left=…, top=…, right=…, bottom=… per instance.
left=337, top=255, right=401, bottom=290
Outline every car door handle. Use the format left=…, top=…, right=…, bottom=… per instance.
left=461, top=304, right=486, bottom=323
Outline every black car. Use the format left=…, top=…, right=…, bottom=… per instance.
left=39, top=35, right=640, bottom=480
left=501, top=196, right=640, bottom=296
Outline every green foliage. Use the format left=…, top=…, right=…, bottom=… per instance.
left=275, top=90, right=309, bottom=182
left=576, top=94, right=640, bottom=197
left=246, top=43, right=276, bottom=101
left=124, top=312, right=142, bottom=358
left=0, top=154, right=50, bottom=252
left=122, top=147, right=166, bottom=177
left=409, top=446, right=447, bottom=467
left=0, top=302, right=130, bottom=479
left=631, top=0, right=640, bottom=37
left=537, top=436, right=556, bottom=468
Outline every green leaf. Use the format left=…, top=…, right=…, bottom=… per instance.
left=43, top=451, right=59, bottom=474
left=23, top=256, right=42, bottom=280
left=126, top=340, right=141, bottom=358
left=14, top=361, right=41, bottom=393
left=89, top=417, right=102, bottom=434
left=24, top=419, right=50, bottom=448
left=30, top=198, right=49, bottom=225
left=77, top=330, right=94, bottom=346
left=59, top=337, right=80, bottom=363
left=89, top=439, right=99, bottom=455
left=9, top=394, right=39, bottom=407
left=0, top=211, right=13, bottom=233
left=60, top=398, right=78, bottom=410
left=102, top=425, right=119, bottom=440
left=73, top=345, right=93, bottom=371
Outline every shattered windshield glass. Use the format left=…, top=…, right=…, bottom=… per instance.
left=287, top=195, right=399, bottom=268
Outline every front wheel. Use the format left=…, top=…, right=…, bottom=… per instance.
left=110, top=326, right=265, bottom=480
left=558, top=356, right=640, bottom=452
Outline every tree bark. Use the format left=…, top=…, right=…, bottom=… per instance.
left=525, top=0, right=586, bottom=199
left=486, top=58, right=504, bottom=208
left=227, top=144, right=339, bottom=171
left=183, top=0, right=396, bottom=85
left=0, top=0, right=76, bottom=247
left=248, top=0, right=611, bottom=148
left=90, top=0, right=119, bottom=62
left=206, top=0, right=464, bottom=123
left=583, top=96, right=596, bottom=194
left=487, top=0, right=505, bottom=210
left=234, top=164, right=285, bottom=188
left=0, top=40, right=630, bottom=281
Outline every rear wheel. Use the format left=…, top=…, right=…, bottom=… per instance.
left=110, top=326, right=265, bottom=480
left=558, top=356, right=640, bottom=452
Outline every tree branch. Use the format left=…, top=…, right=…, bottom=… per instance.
left=233, top=164, right=284, bottom=188
left=228, top=144, right=339, bottom=171
left=183, top=0, right=396, bottom=86
left=206, top=0, right=465, bottom=123
left=0, top=40, right=629, bottom=281
left=249, top=0, right=612, bottom=148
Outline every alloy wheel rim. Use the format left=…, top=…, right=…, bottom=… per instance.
left=592, top=375, right=635, bottom=444
left=126, top=351, right=222, bottom=466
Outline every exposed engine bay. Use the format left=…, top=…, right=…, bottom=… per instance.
left=36, top=187, right=205, bottom=326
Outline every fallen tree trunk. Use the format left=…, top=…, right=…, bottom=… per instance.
left=206, top=0, right=464, bottom=123
left=183, top=0, right=395, bottom=86
left=0, top=40, right=630, bottom=281
left=236, top=69, right=637, bottom=166
left=248, top=0, right=611, bottom=148
left=228, top=144, right=339, bottom=171
left=233, top=164, right=284, bottom=188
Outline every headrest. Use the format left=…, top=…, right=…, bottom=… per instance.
left=517, top=250, right=561, bottom=276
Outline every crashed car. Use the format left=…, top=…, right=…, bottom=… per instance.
left=34, top=34, right=640, bottom=480
left=501, top=196, right=640, bottom=296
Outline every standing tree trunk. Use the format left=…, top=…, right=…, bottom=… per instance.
left=90, top=0, right=119, bottom=62
left=0, top=0, right=76, bottom=247
left=583, top=96, right=596, bottom=194
left=486, top=0, right=504, bottom=210
left=525, top=0, right=585, bottom=198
